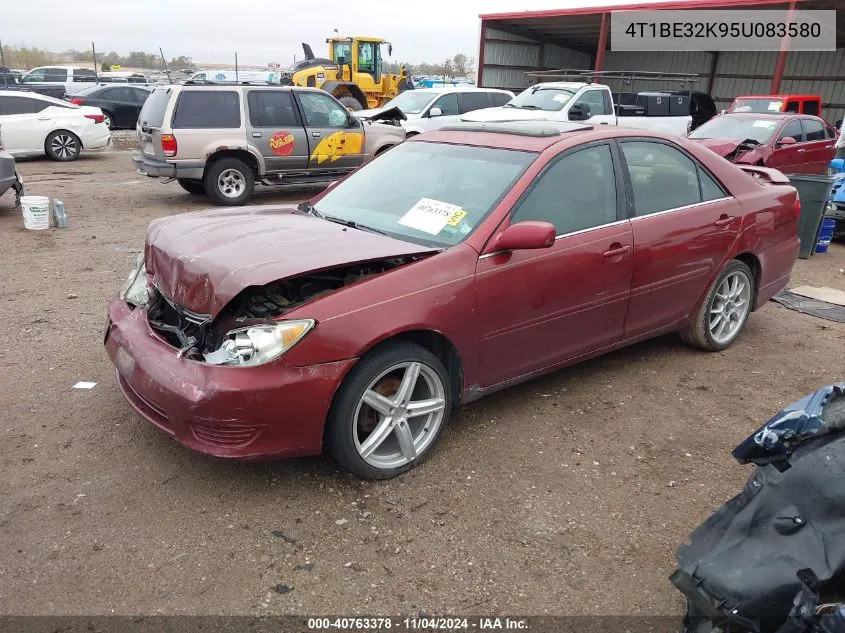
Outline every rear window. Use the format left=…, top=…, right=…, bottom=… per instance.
left=172, top=90, right=241, bottom=129
left=138, top=87, right=172, bottom=128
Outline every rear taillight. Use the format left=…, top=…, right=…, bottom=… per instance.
left=793, top=195, right=801, bottom=220
left=70, top=98, right=84, bottom=105
left=161, top=134, right=177, bottom=157
left=85, top=113, right=105, bottom=124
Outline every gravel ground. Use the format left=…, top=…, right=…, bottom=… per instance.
left=0, top=150, right=843, bottom=617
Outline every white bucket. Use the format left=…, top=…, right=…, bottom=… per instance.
left=20, top=196, right=50, bottom=230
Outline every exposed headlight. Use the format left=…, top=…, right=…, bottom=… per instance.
left=121, top=253, right=150, bottom=308
left=203, top=320, right=315, bottom=367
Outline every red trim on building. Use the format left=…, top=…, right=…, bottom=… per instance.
left=478, top=22, right=487, bottom=88
left=595, top=12, right=609, bottom=71
left=480, top=0, right=800, bottom=21
left=772, top=0, right=798, bottom=93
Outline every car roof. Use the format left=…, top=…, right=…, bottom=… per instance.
left=717, top=112, right=823, bottom=122
left=528, top=82, right=590, bottom=90
left=411, top=86, right=511, bottom=94
left=735, top=94, right=819, bottom=99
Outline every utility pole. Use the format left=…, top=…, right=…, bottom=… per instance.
left=92, top=41, right=99, bottom=79
left=159, top=48, right=171, bottom=83
left=235, top=51, right=239, bottom=82
left=0, top=40, right=5, bottom=67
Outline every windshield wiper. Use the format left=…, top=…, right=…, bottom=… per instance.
left=503, top=103, right=517, bottom=108
left=297, top=201, right=323, bottom=219
left=323, top=215, right=389, bottom=236
left=518, top=104, right=541, bottom=110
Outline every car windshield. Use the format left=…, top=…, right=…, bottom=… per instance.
left=313, top=141, right=537, bottom=248
left=729, top=98, right=786, bottom=114
left=381, top=90, right=438, bottom=114
left=506, top=86, right=577, bottom=111
left=689, top=116, right=779, bottom=143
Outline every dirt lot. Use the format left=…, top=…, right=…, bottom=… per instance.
left=0, top=149, right=843, bottom=617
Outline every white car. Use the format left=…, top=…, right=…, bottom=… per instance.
left=0, top=90, right=111, bottom=161
left=460, top=82, right=692, bottom=136
left=20, top=66, right=99, bottom=95
left=355, top=87, right=514, bottom=136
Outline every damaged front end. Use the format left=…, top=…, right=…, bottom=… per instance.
left=671, top=383, right=845, bottom=633
left=122, top=254, right=420, bottom=367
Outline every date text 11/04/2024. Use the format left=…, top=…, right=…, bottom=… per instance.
left=307, top=617, right=529, bottom=630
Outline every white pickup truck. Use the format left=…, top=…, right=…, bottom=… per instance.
left=461, top=82, right=692, bottom=136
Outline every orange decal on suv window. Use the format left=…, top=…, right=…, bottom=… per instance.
left=269, top=131, right=296, bottom=156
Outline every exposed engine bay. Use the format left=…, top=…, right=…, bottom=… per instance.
left=725, top=138, right=761, bottom=163
left=146, top=258, right=419, bottom=362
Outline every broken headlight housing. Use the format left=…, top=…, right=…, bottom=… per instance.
left=203, top=320, right=315, bottom=367
left=121, top=253, right=150, bottom=308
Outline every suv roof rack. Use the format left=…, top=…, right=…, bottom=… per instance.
left=439, top=121, right=593, bottom=137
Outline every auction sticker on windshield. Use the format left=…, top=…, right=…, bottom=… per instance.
left=398, top=198, right=467, bottom=235
left=753, top=120, right=777, bottom=128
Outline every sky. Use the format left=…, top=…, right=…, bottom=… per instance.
left=4, top=0, right=666, bottom=67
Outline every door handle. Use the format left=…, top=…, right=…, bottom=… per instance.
left=714, top=215, right=736, bottom=227
left=252, top=132, right=262, bottom=138
left=796, top=148, right=806, bottom=153
left=37, top=117, right=50, bottom=121
left=602, top=243, right=631, bottom=258
left=312, top=132, right=322, bottom=138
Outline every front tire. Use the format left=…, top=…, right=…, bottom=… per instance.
left=177, top=179, right=206, bottom=195
left=203, top=158, right=254, bottom=206
left=339, top=96, right=363, bottom=112
left=681, top=260, right=754, bottom=351
left=325, top=342, right=452, bottom=479
left=45, top=130, right=81, bottom=161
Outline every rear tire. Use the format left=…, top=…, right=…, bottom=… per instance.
left=339, top=96, right=363, bottom=111
left=44, top=130, right=81, bottom=161
left=177, top=179, right=206, bottom=195
left=102, top=111, right=115, bottom=130
left=325, top=341, right=452, bottom=479
left=203, top=158, right=254, bottom=206
left=681, top=260, right=755, bottom=351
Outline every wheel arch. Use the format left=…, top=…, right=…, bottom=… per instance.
left=733, top=251, right=762, bottom=309
left=204, top=149, right=261, bottom=178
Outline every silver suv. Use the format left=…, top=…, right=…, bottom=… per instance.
left=132, top=84, right=405, bottom=205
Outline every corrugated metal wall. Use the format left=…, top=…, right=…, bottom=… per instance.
left=480, top=24, right=845, bottom=124
left=480, top=27, right=590, bottom=92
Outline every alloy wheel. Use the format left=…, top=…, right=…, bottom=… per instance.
left=353, top=361, right=447, bottom=470
left=709, top=271, right=751, bottom=345
left=217, top=168, right=245, bottom=199
left=51, top=134, right=78, bottom=159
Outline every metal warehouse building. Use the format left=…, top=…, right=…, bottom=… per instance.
left=477, top=0, right=845, bottom=124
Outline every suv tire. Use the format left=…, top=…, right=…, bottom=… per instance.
left=204, top=158, right=254, bottom=206
left=339, top=96, right=363, bottom=111
left=177, top=179, right=206, bottom=195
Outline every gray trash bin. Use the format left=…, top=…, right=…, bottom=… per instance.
left=787, top=174, right=836, bottom=258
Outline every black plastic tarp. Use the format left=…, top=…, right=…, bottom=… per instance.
left=671, top=383, right=845, bottom=633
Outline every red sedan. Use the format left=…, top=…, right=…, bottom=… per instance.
left=687, top=112, right=836, bottom=175
left=105, top=121, right=800, bottom=479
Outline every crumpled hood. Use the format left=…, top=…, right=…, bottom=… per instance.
left=355, top=106, right=407, bottom=122
left=460, top=107, right=553, bottom=122
left=691, top=137, right=748, bottom=157
left=144, top=206, right=437, bottom=317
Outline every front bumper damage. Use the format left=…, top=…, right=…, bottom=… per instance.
left=671, top=383, right=845, bottom=633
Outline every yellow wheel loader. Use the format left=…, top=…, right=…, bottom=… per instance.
left=281, top=36, right=414, bottom=111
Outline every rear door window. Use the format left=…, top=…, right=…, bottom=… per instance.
left=172, top=90, right=241, bottom=128
left=138, top=87, right=172, bottom=128
left=0, top=96, right=42, bottom=114
left=784, top=100, right=800, bottom=113
left=802, top=119, right=826, bottom=142
left=248, top=90, right=300, bottom=127
left=804, top=101, right=820, bottom=116
left=44, top=68, right=69, bottom=82
left=73, top=69, right=97, bottom=82
left=621, top=141, right=703, bottom=215
left=458, top=92, right=491, bottom=114
left=489, top=92, right=512, bottom=107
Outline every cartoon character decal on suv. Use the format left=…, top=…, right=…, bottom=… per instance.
left=311, top=131, right=364, bottom=164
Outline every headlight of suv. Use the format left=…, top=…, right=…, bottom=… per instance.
left=121, top=253, right=150, bottom=308
left=203, top=320, right=315, bottom=367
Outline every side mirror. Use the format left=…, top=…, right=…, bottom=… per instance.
left=568, top=104, right=590, bottom=121
left=777, top=136, right=797, bottom=147
left=347, top=114, right=361, bottom=128
left=491, top=221, right=556, bottom=252
left=428, top=107, right=442, bottom=117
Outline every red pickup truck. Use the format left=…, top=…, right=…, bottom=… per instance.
left=728, top=94, right=822, bottom=117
